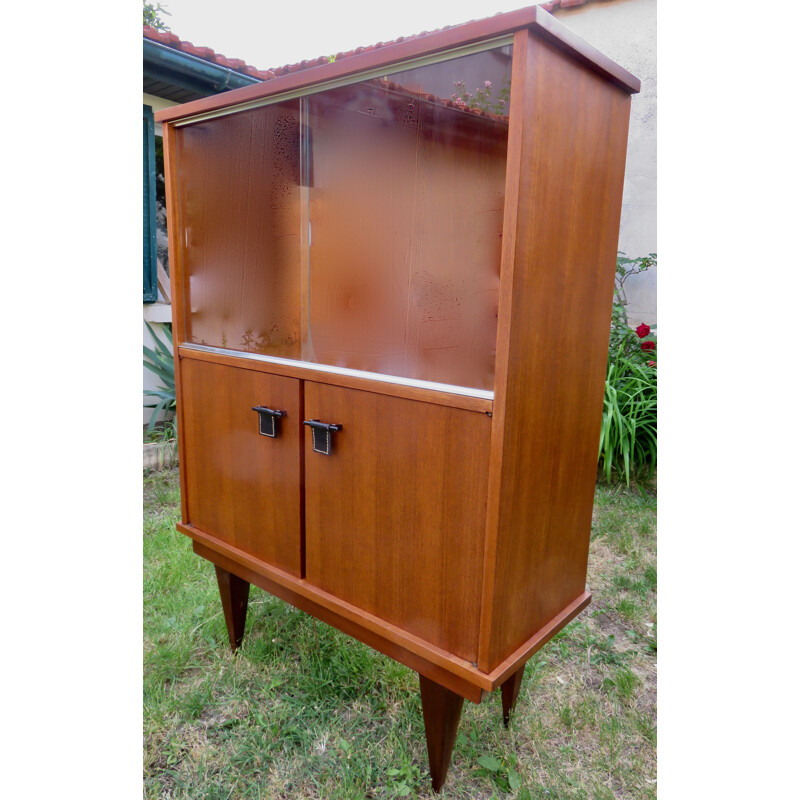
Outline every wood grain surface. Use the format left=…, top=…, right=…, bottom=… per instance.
left=162, top=124, right=190, bottom=524
left=478, top=30, right=633, bottom=672
left=215, top=565, right=251, bottom=651
left=180, top=358, right=304, bottom=576
left=190, top=537, right=487, bottom=702
left=420, top=675, right=465, bottom=791
left=303, top=382, right=491, bottom=662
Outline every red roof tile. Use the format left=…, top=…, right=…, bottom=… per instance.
left=143, top=25, right=275, bottom=80
left=144, top=1, right=600, bottom=85
left=265, top=2, right=602, bottom=78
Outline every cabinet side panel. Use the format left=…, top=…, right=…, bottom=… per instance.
left=484, top=33, right=632, bottom=670
left=163, top=123, right=189, bottom=524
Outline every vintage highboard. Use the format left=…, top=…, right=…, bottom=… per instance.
left=155, top=5, right=639, bottom=791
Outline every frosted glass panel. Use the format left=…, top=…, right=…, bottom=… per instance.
left=177, top=44, right=512, bottom=392
left=303, top=46, right=512, bottom=391
left=177, top=100, right=303, bottom=359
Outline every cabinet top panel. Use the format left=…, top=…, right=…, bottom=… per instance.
left=155, top=5, right=639, bottom=127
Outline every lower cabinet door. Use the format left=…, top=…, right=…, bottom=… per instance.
left=180, top=358, right=303, bottom=577
left=303, top=382, right=491, bottom=662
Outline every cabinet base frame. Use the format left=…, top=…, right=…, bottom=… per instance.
left=184, top=523, right=590, bottom=701
left=199, top=531, right=587, bottom=794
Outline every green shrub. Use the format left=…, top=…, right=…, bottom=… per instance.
left=598, top=254, right=657, bottom=485
left=143, top=321, right=176, bottom=432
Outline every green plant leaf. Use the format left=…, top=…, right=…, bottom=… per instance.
left=144, top=320, right=173, bottom=359
left=144, top=321, right=176, bottom=432
left=599, top=269, right=657, bottom=485
left=477, top=755, right=502, bottom=772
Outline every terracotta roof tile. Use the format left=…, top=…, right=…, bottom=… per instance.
left=265, top=2, right=599, bottom=78
left=554, top=0, right=590, bottom=8
left=539, top=0, right=591, bottom=10
left=143, top=25, right=275, bottom=80
left=144, top=2, right=598, bottom=86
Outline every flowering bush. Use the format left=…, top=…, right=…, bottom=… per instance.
left=451, top=77, right=510, bottom=114
left=598, top=253, right=657, bottom=485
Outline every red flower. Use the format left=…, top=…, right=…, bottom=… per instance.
left=636, top=323, right=650, bottom=338
left=641, top=341, right=655, bottom=351
left=648, top=360, right=656, bottom=367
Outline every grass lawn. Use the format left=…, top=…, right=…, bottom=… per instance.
left=144, top=468, right=656, bottom=799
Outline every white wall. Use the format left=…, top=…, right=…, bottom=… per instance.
left=554, top=0, right=657, bottom=328
left=143, top=92, right=178, bottom=135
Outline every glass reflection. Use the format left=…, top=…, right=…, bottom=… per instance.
left=178, top=43, right=512, bottom=391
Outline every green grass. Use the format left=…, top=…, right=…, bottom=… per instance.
left=144, top=470, right=656, bottom=799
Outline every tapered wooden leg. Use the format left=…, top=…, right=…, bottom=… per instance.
left=501, top=665, right=526, bottom=728
left=419, top=675, right=464, bottom=793
left=214, top=565, right=250, bottom=651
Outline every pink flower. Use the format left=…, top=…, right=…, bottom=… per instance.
left=454, top=97, right=466, bottom=107
left=484, top=80, right=492, bottom=88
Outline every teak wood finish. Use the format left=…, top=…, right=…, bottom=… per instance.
left=420, top=676, right=465, bottom=792
left=479, top=28, right=633, bottom=673
left=303, top=382, right=490, bottom=661
left=158, top=6, right=638, bottom=792
left=500, top=666, right=526, bottom=729
left=181, top=359, right=304, bottom=575
left=215, top=566, right=251, bottom=651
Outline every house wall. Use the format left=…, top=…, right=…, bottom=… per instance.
left=144, top=92, right=177, bottom=134
left=553, top=0, right=657, bottom=328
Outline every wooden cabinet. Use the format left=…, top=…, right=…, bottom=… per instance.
left=157, top=6, right=639, bottom=791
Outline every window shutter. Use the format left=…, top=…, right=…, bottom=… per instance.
left=143, top=105, right=158, bottom=303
